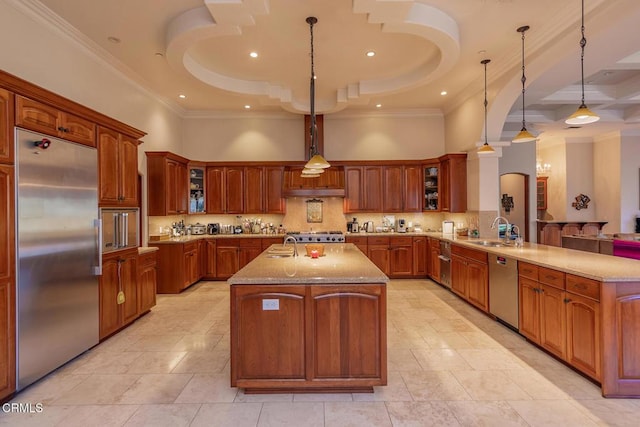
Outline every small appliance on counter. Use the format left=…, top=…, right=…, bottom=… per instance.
left=347, top=217, right=359, bottom=233
left=442, top=220, right=455, bottom=235
left=207, top=223, right=219, bottom=235
left=397, top=219, right=407, bottom=233
left=191, top=223, right=207, bottom=235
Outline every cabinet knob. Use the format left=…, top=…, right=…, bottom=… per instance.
left=564, top=298, right=572, bottom=303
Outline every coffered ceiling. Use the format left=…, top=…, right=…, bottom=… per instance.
left=22, top=0, right=640, bottom=143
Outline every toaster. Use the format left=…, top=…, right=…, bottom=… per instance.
left=191, top=223, right=207, bottom=235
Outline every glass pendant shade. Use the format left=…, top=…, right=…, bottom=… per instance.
left=478, top=143, right=495, bottom=154
left=565, top=104, right=600, bottom=125
left=305, top=154, right=330, bottom=169
left=512, top=128, right=537, bottom=143
left=301, top=167, right=324, bottom=175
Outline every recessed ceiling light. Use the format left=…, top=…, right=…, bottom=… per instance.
left=179, top=94, right=186, bottom=99
left=107, top=36, right=121, bottom=44
left=249, top=52, right=258, bottom=58
left=440, top=90, right=447, bottom=96
left=244, top=105, right=251, bottom=109
left=376, top=104, right=382, bottom=108
left=366, top=51, right=375, bottom=57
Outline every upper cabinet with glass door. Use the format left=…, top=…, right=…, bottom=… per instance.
left=189, top=165, right=206, bottom=214
left=423, top=164, right=439, bottom=211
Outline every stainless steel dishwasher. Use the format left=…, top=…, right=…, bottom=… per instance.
left=488, top=253, right=519, bottom=330
left=438, top=240, right=451, bottom=289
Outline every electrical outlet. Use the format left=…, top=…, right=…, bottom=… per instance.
left=262, top=299, right=279, bottom=311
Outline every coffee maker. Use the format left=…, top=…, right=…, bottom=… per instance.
left=347, top=217, right=359, bottom=233
left=397, top=219, right=407, bottom=233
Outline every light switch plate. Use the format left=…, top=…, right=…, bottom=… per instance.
left=262, top=299, right=279, bottom=310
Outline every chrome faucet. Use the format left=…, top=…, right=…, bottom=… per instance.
left=283, top=235, right=299, bottom=257
left=491, top=216, right=511, bottom=243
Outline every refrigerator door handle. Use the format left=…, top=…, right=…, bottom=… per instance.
left=93, top=218, right=102, bottom=275
left=121, top=213, right=129, bottom=248
left=113, top=212, right=120, bottom=249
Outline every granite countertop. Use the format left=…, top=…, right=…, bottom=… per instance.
left=228, top=243, right=389, bottom=285
left=149, top=233, right=288, bottom=243
left=430, top=234, right=640, bottom=283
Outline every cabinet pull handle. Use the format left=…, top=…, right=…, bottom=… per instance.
left=573, top=283, right=587, bottom=290
left=564, top=298, right=572, bottom=303
left=545, top=275, right=556, bottom=280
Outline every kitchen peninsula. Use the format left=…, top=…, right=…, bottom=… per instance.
left=228, top=243, right=388, bottom=393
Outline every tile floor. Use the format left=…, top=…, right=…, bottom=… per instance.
left=3, top=279, right=640, bottom=426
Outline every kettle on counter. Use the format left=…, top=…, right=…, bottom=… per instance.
left=363, top=221, right=375, bottom=233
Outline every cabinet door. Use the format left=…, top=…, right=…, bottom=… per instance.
left=363, top=166, right=383, bottom=211
left=183, top=249, right=199, bottom=288
left=518, top=277, right=541, bottom=343
left=428, top=244, right=440, bottom=282
left=15, top=95, right=59, bottom=138
left=466, top=259, right=488, bottom=312
left=264, top=166, right=285, bottom=213
left=440, top=159, right=451, bottom=212
left=119, top=136, right=139, bottom=206
left=59, top=111, right=95, bottom=146
left=138, top=255, right=157, bottom=314
left=344, top=166, right=363, bottom=212
left=450, top=255, right=467, bottom=298
left=98, top=127, right=120, bottom=205
left=315, top=168, right=343, bottom=189
left=226, top=167, right=244, bottom=213
left=311, top=285, right=385, bottom=380
left=383, top=166, right=403, bottom=212
left=566, top=293, right=601, bottom=381
left=239, top=247, right=261, bottom=269
left=0, top=89, right=14, bottom=164
left=0, top=165, right=15, bottom=399
left=166, top=160, right=179, bottom=214
left=176, top=162, right=188, bottom=214
left=367, top=245, right=389, bottom=275
left=244, top=167, right=264, bottom=213
left=412, top=237, right=427, bottom=277
left=216, top=246, right=239, bottom=279
left=389, top=245, right=413, bottom=277
left=539, top=284, right=567, bottom=359
left=99, top=257, right=121, bottom=340
left=121, top=255, right=138, bottom=325
left=205, top=240, right=217, bottom=278
left=206, top=167, right=225, bottom=214
left=404, top=165, right=422, bottom=212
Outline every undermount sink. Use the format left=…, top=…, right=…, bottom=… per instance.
left=467, top=240, right=510, bottom=247
left=266, top=254, right=293, bottom=258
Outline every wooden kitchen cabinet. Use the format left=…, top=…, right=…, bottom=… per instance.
left=183, top=242, right=200, bottom=289
left=244, top=166, right=264, bottom=213
left=147, top=152, right=189, bottom=215
left=437, top=154, right=467, bottom=213
left=0, top=165, right=15, bottom=400
left=0, top=89, right=14, bottom=164
left=231, top=283, right=386, bottom=392
left=427, top=237, right=440, bottom=282
left=137, top=250, right=157, bottom=315
left=99, top=127, right=139, bottom=207
left=206, top=166, right=244, bottom=214
left=346, top=236, right=368, bottom=254
left=389, top=236, right=413, bottom=278
left=99, top=249, right=138, bottom=340
left=451, top=244, right=488, bottom=312
left=367, top=236, right=390, bottom=275
left=537, top=177, right=548, bottom=211
left=264, top=166, right=286, bottom=214
left=204, top=239, right=217, bottom=279
left=216, top=238, right=241, bottom=279
left=282, top=166, right=345, bottom=197
left=188, top=164, right=206, bottom=214
left=151, top=242, right=202, bottom=293
left=382, top=165, right=422, bottom=213
left=239, top=238, right=262, bottom=269
left=15, top=95, right=95, bottom=147
left=344, top=166, right=383, bottom=212
left=412, top=237, right=427, bottom=277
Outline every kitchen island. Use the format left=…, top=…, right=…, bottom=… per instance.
left=228, top=243, right=388, bottom=393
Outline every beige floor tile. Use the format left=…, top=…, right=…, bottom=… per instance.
left=451, top=370, right=532, bottom=401
left=503, top=369, right=572, bottom=400
left=508, top=399, right=599, bottom=426
left=386, top=401, right=461, bottom=427
left=190, top=402, right=262, bottom=427
left=401, top=371, right=471, bottom=401
left=324, top=401, right=392, bottom=427
left=420, top=331, right=472, bottom=349
left=387, top=348, right=423, bottom=371
left=171, top=350, right=229, bottom=374
left=293, top=393, right=353, bottom=402
left=428, top=318, right=477, bottom=333
left=124, top=334, right=184, bottom=352
left=69, top=351, right=144, bottom=374
left=455, top=349, right=528, bottom=371
left=170, top=334, right=223, bottom=352
left=535, top=368, right=603, bottom=399
left=570, top=398, right=640, bottom=427
left=411, top=348, right=474, bottom=371
left=446, top=400, right=529, bottom=426
left=0, top=404, right=71, bottom=426
left=257, top=402, right=324, bottom=427
left=117, top=373, right=193, bottom=404
left=352, top=372, right=413, bottom=402
left=234, top=390, right=293, bottom=403
left=10, top=373, right=89, bottom=406
left=53, top=404, right=140, bottom=427
left=125, top=351, right=187, bottom=374
left=123, top=403, right=200, bottom=427
left=53, top=374, right=141, bottom=405
left=174, top=373, right=239, bottom=403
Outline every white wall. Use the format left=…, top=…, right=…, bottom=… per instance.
left=565, top=140, right=595, bottom=221
left=538, top=141, right=567, bottom=220
left=499, top=173, right=526, bottom=239
left=499, top=142, right=536, bottom=241
left=620, top=133, right=640, bottom=232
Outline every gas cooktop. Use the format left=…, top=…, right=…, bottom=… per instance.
left=287, top=231, right=345, bottom=243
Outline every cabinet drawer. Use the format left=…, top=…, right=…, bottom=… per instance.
left=390, top=236, right=412, bottom=246
left=428, top=237, right=440, bottom=248
left=368, top=236, right=389, bottom=246
left=183, top=241, right=198, bottom=252
left=138, top=251, right=157, bottom=267
left=566, top=274, right=600, bottom=301
left=538, top=267, right=565, bottom=289
left=451, top=244, right=487, bottom=263
left=217, top=238, right=240, bottom=247
left=518, top=261, right=538, bottom=280
left=239, top=238, right=262, bottom=248
left=346, top=236, right=367, bottom=245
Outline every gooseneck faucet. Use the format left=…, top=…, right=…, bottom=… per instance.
left=491, top=216, right=511, bottom=243
left=283, top=235, right=299, bottom=257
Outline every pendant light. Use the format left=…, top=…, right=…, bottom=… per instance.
left=478, top=59, right=495, bottom=154
left=512, top=25, right=537, bottom=143
left=302, top=16, right=330, bottom=177
left=565, top=0, right=600, bottom=125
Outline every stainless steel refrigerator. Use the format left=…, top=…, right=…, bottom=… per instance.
left=15, top=128, right=100, bottom=390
